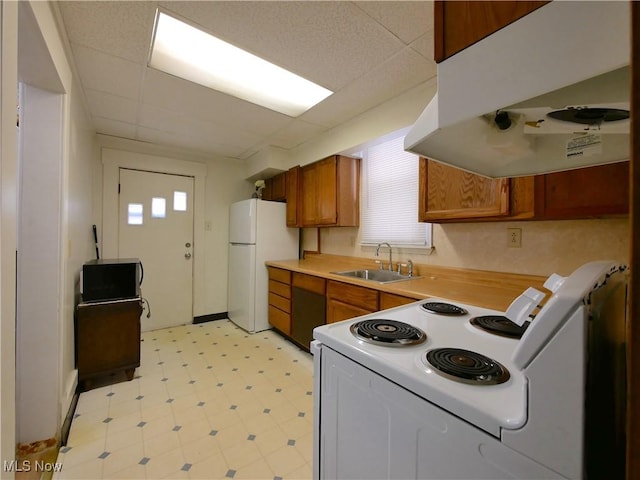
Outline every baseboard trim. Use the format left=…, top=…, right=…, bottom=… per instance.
left=193, top=312, right=228, bottom=324
left=61, top=392, right=79, bottom=446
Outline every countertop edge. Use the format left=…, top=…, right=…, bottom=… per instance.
left=265, top=254, right=548, bottom=311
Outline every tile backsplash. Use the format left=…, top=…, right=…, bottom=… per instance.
left=311, top=218, right=629, bottom=277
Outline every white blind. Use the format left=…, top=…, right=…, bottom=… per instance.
left=360, top=136, right=431, bottom=247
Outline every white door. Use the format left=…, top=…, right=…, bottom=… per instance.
left=118, top=168, right=194, bottom=331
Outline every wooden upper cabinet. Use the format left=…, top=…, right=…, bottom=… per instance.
left=286, top=166, right=301, bottom=227
left=262, top=172, right=286, bottom=202
left=419, top=157, right=629, bottom=223
left=301, top=155, right=360, bottom=227
left=419, top=157, right=512, bottom=221
left=434, top=1, right=549, bottom=62
left=535, top=162, right=630, bottom=219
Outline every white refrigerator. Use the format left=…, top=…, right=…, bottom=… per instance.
left=227, top=199, right=299, bottom=333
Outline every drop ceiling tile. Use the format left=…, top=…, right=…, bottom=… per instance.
left=161, top=1, right=405, bottom=91
left=85, top=89, right=138, bottom=124
left=355, top=1, right=433, bottom=45
left=58, top=1, right=157, bottom=63
left=140, top=68, right=291, bottom=136
left=411, top=32, right=435, bottom=62
left=301, top=48, right=435, bottom=128
left=267, top=119, right=329, bottom=150
left=138, top=104, right=263, bottom=151
left=58, top=1, right=435, bottom=159
left=92, top=116, right=138, bottom=139
left=72, top=44, right=142, bottom=99
left=137, top=126, right=246, bottom=158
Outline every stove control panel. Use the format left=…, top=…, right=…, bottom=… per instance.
left=505, top=287, right=545, bottom=327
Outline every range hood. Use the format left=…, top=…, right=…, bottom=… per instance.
left=405, top=1, right=631, bottom=178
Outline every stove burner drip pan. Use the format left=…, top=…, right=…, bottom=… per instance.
left=350, top=319, right=426, bottom=347
left=470, top=315, right=529, bottom=339
left=421, top=302, right=468, bottom=316
left=425, top=348, right=510, bottom=385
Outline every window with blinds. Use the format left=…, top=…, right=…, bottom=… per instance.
left=360, top=136, right=432, bottom=247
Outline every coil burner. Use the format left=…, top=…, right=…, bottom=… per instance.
left=470, top=315, right=529, bottom=339
left=350, top=319, right=426, bottom=347
left=424, top=347, right=510, bottom=385
left=421, top=302, right=468, bottom=316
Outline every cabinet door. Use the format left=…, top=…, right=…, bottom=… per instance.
left=534, top=162, right=629, bottom=219
left=286, top=166, right=301, bottom=227
left=316, top=156, right=339, bottom=225
left=327, top=298, right=375, bottom=324
left=301, top=163, right=319, bottom=226
left=269, top=304, right=291, bottom=335
left=379, top=292, right=418, bottom=310
left=326, top=280, right=378, bottom=324
left=299, top=155, right=360, bottom=227
left=271, top=172, right=286, bottom=201
left=419, top=158, right=510, bottom=221
left=76, top=300, right=142, bottom=381
left=435, top=1, right=549, bottom=62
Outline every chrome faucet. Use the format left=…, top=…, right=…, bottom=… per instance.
left=375, top=242, right=393, bottom=271
left=396, top=259, right=414, bottom=277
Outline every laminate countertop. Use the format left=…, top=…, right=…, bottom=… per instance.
left=266, top=254, right=548, bottom=312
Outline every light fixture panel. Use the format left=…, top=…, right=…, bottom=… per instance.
left=149, top=11, right=332, bottom=117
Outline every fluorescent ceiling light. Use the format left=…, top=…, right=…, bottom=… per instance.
left=149, top=11, right=333, bottom=117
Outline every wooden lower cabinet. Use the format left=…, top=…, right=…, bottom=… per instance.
left=326, top=280, right=379, bottom=324
left=267, top=267, right=292, bottom=335
left=379, top=292, right=419, bottom=310
left=75, top=298, right=142, bottom=390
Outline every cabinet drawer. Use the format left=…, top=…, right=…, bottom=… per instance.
left=327, top=280, right=379, bottom=311
left=327, top=298, right=375, bottom=324
left=380, top=292, right=419, bottom=310
left=269, top=292, right=290, bottom=313
left=269, top=305, right=291, bottom=335
left=269, top=279, right=291, bottom=299
left=292, top=272, right=326, bottom=295
left=268, top=267, right=291, bottom=284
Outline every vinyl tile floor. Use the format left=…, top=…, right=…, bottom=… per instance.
left=54, top=320, right=314, bottom=480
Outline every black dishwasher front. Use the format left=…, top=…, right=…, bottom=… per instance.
left=291, top=286, right=326, bottom=350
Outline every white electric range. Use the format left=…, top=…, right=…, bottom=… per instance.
left=312, top=261, right=628, bottom=480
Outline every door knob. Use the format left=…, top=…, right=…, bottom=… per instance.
left=185, top=242, right=191, bottom=248
left=185, top=252, right=192, bottom=259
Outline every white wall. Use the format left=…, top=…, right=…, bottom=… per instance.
left=1, top=0, right=19, bottom=465
left=9, top=0, right=99, bottom=447
left=62, top=77, right=100, bottom=417
left=17, top=83, right=64, bottom=444
left=286, top=79, right=436, bottom=169
left=317, top=218, right=630, bottom=278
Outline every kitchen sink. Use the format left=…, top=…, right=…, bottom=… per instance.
left=331, top=269, right=417, bottom=284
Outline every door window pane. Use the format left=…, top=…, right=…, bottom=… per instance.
left=152, top=197, right=166, bottom=218
left=173, top=191, right=187, bottom=211
left=128, top=203, right=143, bottom=225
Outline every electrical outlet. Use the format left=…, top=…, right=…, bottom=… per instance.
left=507, top=228, right=522, bottom=248
left=204, top=220, right=212, bottom=231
